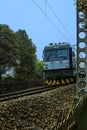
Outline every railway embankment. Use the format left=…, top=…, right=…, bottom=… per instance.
left=0, top=84, right=75, bottom=130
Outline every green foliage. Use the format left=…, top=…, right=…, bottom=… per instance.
left=0, top=24, right=19, bottom=79
left=0, top=25, right=42, bottom=80
left=75, top=0, right=87, bottom=11
left=14, top=29, right=36, bottom=80
left=34, top=59, right=43, bottom=79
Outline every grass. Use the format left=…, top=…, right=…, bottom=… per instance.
left=77, top=106, right=87, bottom=130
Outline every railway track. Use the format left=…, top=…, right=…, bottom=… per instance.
left=0, top=85, right=58, bottom=102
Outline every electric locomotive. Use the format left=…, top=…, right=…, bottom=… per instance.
left=43, top=42, right=76, bottom=86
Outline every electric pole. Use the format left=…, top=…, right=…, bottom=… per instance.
left=76, top=0, right=87, bottom=96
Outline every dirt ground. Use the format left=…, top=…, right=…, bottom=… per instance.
left=0, top=84, right=76, bottom=130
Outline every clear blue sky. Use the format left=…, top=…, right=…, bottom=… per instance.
left=0, top=0, right=76, bottom=60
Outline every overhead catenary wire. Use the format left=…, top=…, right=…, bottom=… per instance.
left=44, top=0, right=47, bottom=15
left=46, top=0, right=75, bottom=43
left=33, top=0, right=79, bottom=58
left=32, top=0, right=69, bottom=42
left=45, top=0, right=77, bottom=53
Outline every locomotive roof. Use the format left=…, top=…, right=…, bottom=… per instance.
left=44, top=43, right=72, bottom=50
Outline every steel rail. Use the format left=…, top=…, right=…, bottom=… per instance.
left=0, top=85, right=58, bottom=102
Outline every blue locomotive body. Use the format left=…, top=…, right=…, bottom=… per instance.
left=43, top=43, right=76, bottom=85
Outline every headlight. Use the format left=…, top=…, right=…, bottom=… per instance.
left=45, top=64, right=48, bottom=69
left=66, top=63, right=69, bottom=68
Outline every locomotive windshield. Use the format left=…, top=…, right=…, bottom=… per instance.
left=45, top=49, right=68, bottom=61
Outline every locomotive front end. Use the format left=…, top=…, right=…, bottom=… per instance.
left=43, top=43, right=76, bottom=86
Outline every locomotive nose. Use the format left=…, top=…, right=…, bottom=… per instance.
left=45, top=77, right=75, bottom=86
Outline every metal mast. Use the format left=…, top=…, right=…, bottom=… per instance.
left=76, top=0, right=87, bottom=96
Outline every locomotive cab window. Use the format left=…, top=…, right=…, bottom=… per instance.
left=45, top=49, right=68, bottom=61
left=57, top=49, right=68, bottom=58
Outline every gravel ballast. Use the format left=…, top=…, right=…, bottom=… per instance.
left=0, top=84, right=76, bottom=130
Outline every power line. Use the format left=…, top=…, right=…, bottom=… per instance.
left=32, top=0, right=69, bottom=41
left=46, top=0, right=75, bottom=43
left=44, top=0, right=47, bottom=15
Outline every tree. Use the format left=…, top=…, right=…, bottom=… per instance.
left=14, top=29, right=36, bottom=80
left=75, top=0, right=87, bottom=11
left=74, top=0, right=87, bottom=11
left=0, top=24, right=19, bottom=80
left=34, top=59, right=43, bottom=79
